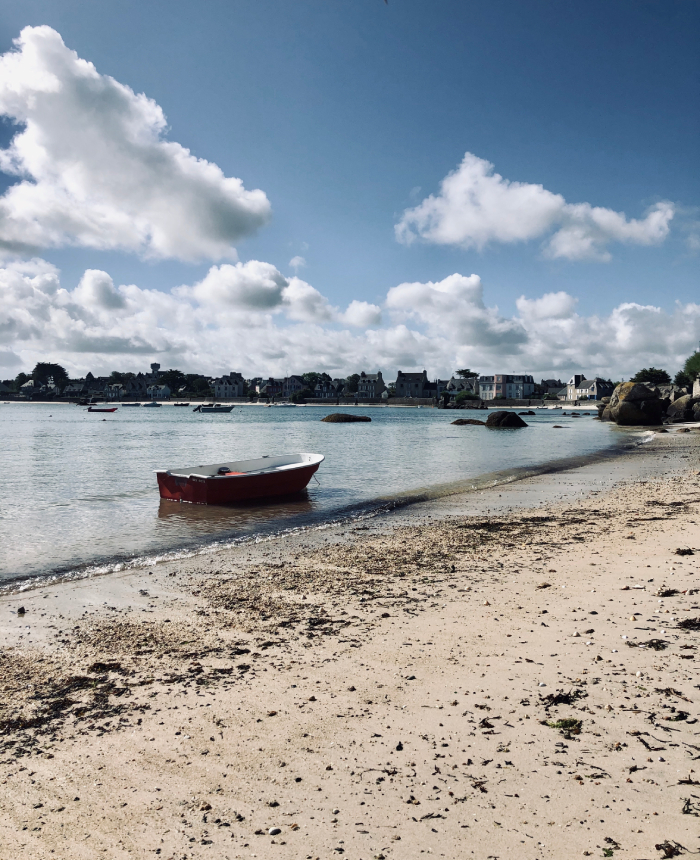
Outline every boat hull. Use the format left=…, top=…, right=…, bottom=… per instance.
left=156, top=454, right=323, bottom=505
left=88, top=407, right=117, bottom=412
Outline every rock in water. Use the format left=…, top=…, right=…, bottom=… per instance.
left=608, top=382, right=665, bottom=426
left=485, top=411, right=528, bottom=428
left=451, top=418, right=486, bottom=426
left=321, top=413, right=372, bottom=423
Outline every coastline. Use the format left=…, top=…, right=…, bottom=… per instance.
left=0, top=423, right=637, bottom=593
left=1, top=430, right=700, bottom=859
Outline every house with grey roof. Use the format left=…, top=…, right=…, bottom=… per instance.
left=356, top=371, right=386, bottom=399
left=395, top=370, right=429, bottom=398
left=213, top=372, right=245, bottom=399
left=570, top=377, right=614, bottom=401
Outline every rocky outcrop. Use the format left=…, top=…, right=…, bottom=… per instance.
left=639, top=383, right=687, bottom=402
left=666, top=394, right=700, bottom=423
left=451, top=418, right=486, bottom=426
left=485, top=411, right=528, bottom=428
left=605, top=382, right=666, bottom=426
left=596, top=397, right=612, bottom=421
left=321, top=413, right=371, bottom=423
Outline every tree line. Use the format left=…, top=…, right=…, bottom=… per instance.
left=3, top=355, right=699, bottom=396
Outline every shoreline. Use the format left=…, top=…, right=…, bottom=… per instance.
left=1, top=431, right=699, bottom=859
left=1, top=428, right=640, bottom=594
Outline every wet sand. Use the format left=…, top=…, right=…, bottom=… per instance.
left=1, top=429, right=700, bottom=860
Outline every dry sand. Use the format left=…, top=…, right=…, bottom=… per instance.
left=1, top=430, right=700, bottom=860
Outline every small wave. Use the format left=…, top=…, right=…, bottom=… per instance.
left=0, top=434, right=637, bottom=595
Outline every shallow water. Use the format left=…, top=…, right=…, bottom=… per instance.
left=0, top=403, right=623, bottom=583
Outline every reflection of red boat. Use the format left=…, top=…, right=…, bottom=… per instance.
left=155, top=453, right=324, bottom=505
left=87, top=406, right=118, bottom=413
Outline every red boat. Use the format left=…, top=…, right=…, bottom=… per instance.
left=155, top=452, right=324, bottom=505
left=87, top=406, right=118, bottom=413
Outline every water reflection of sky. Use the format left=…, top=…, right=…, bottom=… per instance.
left=0, top=404, right=620, bottom=582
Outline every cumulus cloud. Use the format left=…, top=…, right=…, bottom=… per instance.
left=0, top=26, right=271, bottom=260
left=341, top=300, right=382, bottom=328
left=182, top=261, right=288, bottom=310
left=2, top=259, right=700, bottom=382
left=387, top=273, right=526, bottom=349
left=515, top=291, right=578, bottom=321
left=396, top=152, right=674, bottom=261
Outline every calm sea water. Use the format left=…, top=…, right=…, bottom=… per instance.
left=0, top=403, right=625, bottom=584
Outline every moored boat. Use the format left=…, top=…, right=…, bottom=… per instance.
left=142, top=401, right=162, bottom=408
left=87, top=406, right=117, bottom=413
left=193, top=404, right=234, bottom=413
left=122, top=402, right=141, bottom=407
left=156, top=452, right=324, bottom=505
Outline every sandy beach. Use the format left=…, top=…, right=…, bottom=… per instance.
left=2, top=430, right=700, bottom=860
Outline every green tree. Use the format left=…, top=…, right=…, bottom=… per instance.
left=14, top=372, right=29, bottom=391
left=345, top=373, right=361, bottom=393
left=456, top=368, right=479, bottom=379
left=630, top=367, right=671, bottom=385
left=675, top=351, right=700, bottom=389
left=159, top=369, right=187, bottom=392
left=109, top=370, right=135, bottom=384
left=31, top=362, right=69, bottom=387
left=302, top=372, right=331, bottom=389
left=185, top=374, right=212, bottom=395
left=291, top=387, right=315, bottom=403
left=454, top=390, right=479, bottom=406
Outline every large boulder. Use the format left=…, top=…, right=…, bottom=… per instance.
left=452, top=418, right=486, bottom=426
left=666, top=394, right=700, bottom=423
left=608, top=382, right=665, bottom=426
left=485, top=411, right=528, bottom=428
left=596, top=397, right=611, bottom=421
left=638, top=383, right=687, bottom=401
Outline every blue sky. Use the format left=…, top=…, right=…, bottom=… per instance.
left=0, top=1, right=698, bottom=379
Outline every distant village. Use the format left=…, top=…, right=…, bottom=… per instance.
left=1, top=362, right=618, bottom=404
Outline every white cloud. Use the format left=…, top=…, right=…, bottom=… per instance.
left=0, top=26, right=271, bottom=260
left=2, top=259, right=700, bottom=383
left=387, top=273, right=527, bottom=349
left=341, top=300, right=382, bottom=327
left=396, top=152, right=674, bottom=261
left=182, top=261, right=288, bottom=310
left=515, top=291, right=578, bottom=321
left=73, top=269, right=127, bottom=311
left=289, top=255, right=306, bottom=270
left=281, top=277, right=334, bottom=323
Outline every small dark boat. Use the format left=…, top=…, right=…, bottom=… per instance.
left=156, top=453, right=323, bottom=505
left=173, top=402, right=190, bottom=407
left=87, top=406, right=117, bottom=413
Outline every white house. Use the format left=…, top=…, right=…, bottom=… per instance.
left=570, top=377, right=614, bottom=401
left=146, top=384, right=171, bottom=400
left=478, top=374, right=535, bottom=400
left=565, top=374, right=586, bottom=400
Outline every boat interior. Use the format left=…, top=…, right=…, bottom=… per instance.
left=158, top=453, right=323, bottom=479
